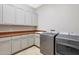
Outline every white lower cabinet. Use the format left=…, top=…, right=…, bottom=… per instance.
left=0, top=37, right=11, bottom=55
left=34, top=34, right=40, bottom=47
left=0, top=34, right=38, bottom=54
left=20, top=35, right=28, bottom=49
left=11, top=34, right=35, bottom=54
left=11, top=36, right=21, bottom=54
left=27, top=34, right=35, bottom=47
left=21, top=35, right=34, bottom=49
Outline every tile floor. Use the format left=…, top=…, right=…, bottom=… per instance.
left=15, top=46, right=43, bottom=55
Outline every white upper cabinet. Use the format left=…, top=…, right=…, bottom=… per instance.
left=25, top=11, right=38, bottom=26
left=0, top=5, right=2, bottom=24
left=25, top=12, right=32, bottom=25
left=31, top=13, right=38, bottom=26
left=3, top=5, right=16, bottom=24
left=15, top=8, right=25, bottom=25
left=0, top=4, right=38, bottom=26
left=13, top=4, right=35, bottom=12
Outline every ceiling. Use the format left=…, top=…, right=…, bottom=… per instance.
left=28, top=4, right=42, bottom=8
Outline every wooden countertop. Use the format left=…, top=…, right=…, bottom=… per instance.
left=0, top=30, right=46, bottom=38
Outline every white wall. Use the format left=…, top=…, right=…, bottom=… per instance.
left=37, top=4, right=79, bottom=33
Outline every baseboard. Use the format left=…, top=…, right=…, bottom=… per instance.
left=12, top=45, right=40, bottom=55
left=12, top=45, right=34, bottom=55
left=34, top=45, right=40, bottom=49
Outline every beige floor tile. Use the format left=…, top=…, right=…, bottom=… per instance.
left=15, top=46, right=43, bottom=55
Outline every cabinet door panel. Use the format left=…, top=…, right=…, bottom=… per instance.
left=31, top=13, right=38, bottom=26
left=12, top=38, right=21, bottom=53
left=0, top=37, right=11, bottom=55
left=27, top=38, right=33, bottom=47
left=0, top=5, right=2, bottom=24
left=21, top=38, right=28, bottom=49
left=35, top=38, right=40, bottom=47
left=15, top=8, right=25, bottom=25
left=35, top=34, right=40, bottom=47
left=27, top=35, right=34, bottom=47
left=25, top=12, right=32, bottom=25
left=3, top=5, right=15, bottom=24
left=21, top=35, right=34, bottom=49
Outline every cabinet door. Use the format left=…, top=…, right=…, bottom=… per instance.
left=0, top=5, right=2, bottom=24
left=25, top=12, right=32, bottom=25
left=21, top=35, right=28, bottom=49
left=3, top=5, right=15, bottom=24
left=31, top=13, right=38, bottom=26
left=27, top=34, right=34, bottom=47
left=21, top=38, right=28, bottom=49
left=0, top=37, right=11, bottom=55
left=35, top=34, right=40, bottom=47
left=15, top=8, right=25, bottom=25
left=11, top=36, right=21, bottom=53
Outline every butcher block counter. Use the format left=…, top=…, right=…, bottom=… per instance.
left=0, top=30, right=46, bottom=38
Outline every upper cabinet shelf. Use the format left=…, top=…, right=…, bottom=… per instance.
left=0, top=4, right=38, bottom=26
